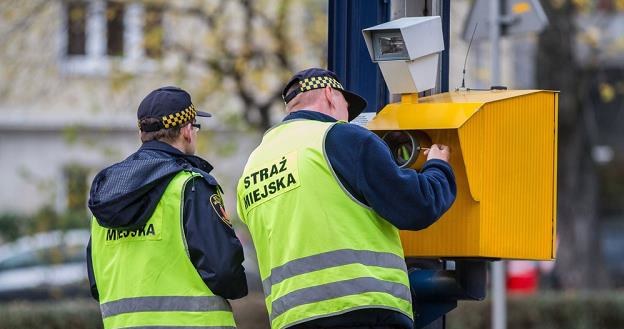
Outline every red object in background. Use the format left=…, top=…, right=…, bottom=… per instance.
left=506, top=261, right=538, bottom=294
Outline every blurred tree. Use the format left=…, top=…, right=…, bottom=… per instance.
left=64, top=165, right=89, bottom=213
left=162, top=0, right=327, bottom=130
left=0, top=0, right=327, bottom=130
left=0, top=213, right=24, bottom=243
left=537, top=0, right=617, bottom=289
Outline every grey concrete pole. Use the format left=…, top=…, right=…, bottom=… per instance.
left=489, top=2, right=507, bottom=329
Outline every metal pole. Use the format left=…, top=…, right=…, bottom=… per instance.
left=490, top=0, right=501, bottom=85
left=431, top=0, right=450, bottom=94
left=491, top=261, right=506, bottom=329
left=389, top=0, right=407, bottom=104
left=390, top=0, right=407, bottom=19
left=328, top=0, right=390, bottom=113
left=489, top=1, right=506, bottom=327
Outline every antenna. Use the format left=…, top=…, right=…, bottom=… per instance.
left=460, top=23, right=478, bottom=90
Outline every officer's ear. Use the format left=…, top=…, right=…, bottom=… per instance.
left=323, top=86, right=333, bottom=102
left=181, top=122, right=193, bottom=142
left=325, top=86, right=346, bottom=116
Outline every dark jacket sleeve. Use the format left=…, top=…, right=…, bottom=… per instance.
left=86, top=237, right=99, bottom=301
left=326, top=124, right=457, bottom=230
left=183, top=177, right=248, bottom=299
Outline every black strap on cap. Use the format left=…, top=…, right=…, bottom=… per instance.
left=139, top=120, right=165, bottom=132
left=283, top=89, right=301, bottom=104
left=282, top=79, right=301, bottom=104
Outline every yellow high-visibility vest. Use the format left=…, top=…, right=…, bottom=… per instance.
left=237, top=120, right=413, bottom=329
left=92, top=171, right=236, bottom=329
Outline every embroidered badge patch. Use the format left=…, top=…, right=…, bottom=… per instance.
left=210, top=193, right=231, bottom=227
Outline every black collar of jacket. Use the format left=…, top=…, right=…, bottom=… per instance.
left=88, top=140, right=216, bottom=230
left=140, top=140, right=214, bottom=173
left=282, top=110, right=338, bottom=123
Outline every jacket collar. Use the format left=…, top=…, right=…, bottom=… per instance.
left=282, top=110, right=337, bottom=123
left=139, top=140, right=214, bottom=173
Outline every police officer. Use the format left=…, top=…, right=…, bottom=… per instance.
left=87, top=86, right=247, bottom=329
left=236, top=68, right=456, bottom=329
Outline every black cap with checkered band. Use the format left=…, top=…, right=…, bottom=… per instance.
left=137, top=86, right=211, bottom=132
left=281, top=68, right=367, bottom=122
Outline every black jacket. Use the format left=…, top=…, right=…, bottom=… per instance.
left=86, top=141, right=248, bottom=300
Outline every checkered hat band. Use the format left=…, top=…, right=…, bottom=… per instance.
left=283, top=76, right=344, bottom=104
left=299, top=76, right=344, bottom=92
left=162, top=104, right=196, bottom=129
left=137, top=104, right=197, bottom=130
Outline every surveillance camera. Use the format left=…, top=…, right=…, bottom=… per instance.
left=362, top=17, right=444, bottom=94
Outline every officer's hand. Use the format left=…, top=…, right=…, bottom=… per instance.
left=424, top=144, right=450, bottom=162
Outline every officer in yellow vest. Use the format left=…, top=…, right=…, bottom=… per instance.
left=236, top=69, right=456, bottom=329
left=87, top=86, right=248, bottom=329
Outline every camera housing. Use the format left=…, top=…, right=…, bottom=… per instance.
left=362, top=17, right=444, bottom=94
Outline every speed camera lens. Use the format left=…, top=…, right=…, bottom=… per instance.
left=382, top=131, right=432, bottom=169
left=382, top=131, right=416, bottom=168
left=372, top=31, right=410, bottom=61
left=380, top=36, right=406, bottom=55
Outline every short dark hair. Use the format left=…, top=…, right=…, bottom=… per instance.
left=139, top=117, right=184, bottom=143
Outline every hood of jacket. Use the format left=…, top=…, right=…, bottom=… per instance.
left=88, top=141, right=214, bottom=229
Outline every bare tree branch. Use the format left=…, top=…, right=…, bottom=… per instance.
left=0, top=0, right=49, bottom=44
left=158, top=0, right=324, bottom=129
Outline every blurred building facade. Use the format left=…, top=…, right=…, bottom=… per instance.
left=0, top=0, right=325, bottom=217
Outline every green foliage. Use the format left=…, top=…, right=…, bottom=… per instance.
left=62, top=125, right=81, bottom=145
left=0, top=207, right=90, bottom=243
left=109, top=69, right=135, bottom=92
left=30, top=207, right=89, bottom=234
left=0, top=299, right=102, bottom=329
left=64, top=165, right=89, bottom=213
left=447, top=293, right=624, bottom=329
left=0, top=213, right=24, bottom=242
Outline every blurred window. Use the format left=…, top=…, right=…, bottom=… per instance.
left=144, top=5, right=163, bottom=59
left=61, top=1, right=164, bottom=74
left=106, top=1, right=125, bottom=56
left=66, top=2, right=87, bottom=55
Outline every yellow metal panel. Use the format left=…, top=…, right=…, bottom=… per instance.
left=476, top=92, right=556, bottom=259
left=457, top=110, right=484, bottom=202
left=373, top=90, right=557, bottom=260
left=367, top=102, right=482, bottom=130
left=552, top=94, right=559, bottom=258
left=400, top=130, right=482, bottom=257
left=368, top=90, right=550, bottom=131
left=418, top=89, right=544, bottom=104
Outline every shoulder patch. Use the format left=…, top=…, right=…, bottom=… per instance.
left=210, top=193, right=231, bottom=227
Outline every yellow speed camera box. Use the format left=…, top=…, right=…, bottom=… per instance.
left=368, top=90, right=558, bottom=260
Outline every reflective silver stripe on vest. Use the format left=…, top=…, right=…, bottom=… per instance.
left=120, top=327, right=235, bottom=329
left=262, top=249, right=407, bottom=296
left=270, top=276, right=411, bottom=321
left=100, top=296, right=231, bottom=319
